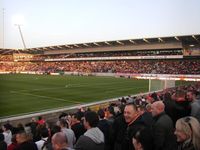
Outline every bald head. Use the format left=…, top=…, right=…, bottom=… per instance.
left=151, top=101, right=165, bottom=117
left=52, top=132, right=68, bottom=150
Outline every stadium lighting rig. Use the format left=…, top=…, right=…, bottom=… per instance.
left=12, top=14, right=27, bottom=50
left=15, top=24, right=26, bottom=50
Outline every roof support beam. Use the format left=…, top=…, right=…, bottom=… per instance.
left=105, top=41, right=111, bottom=45
left=93, top=42, right=100, bottom=46
left=116, top=41, right=124, bottom=45
left=57, top=46, right=63, bottom=49
left=129, top=40, right=136, bottom=44
left=83, top=43, right=90, bottom=47
left=65, top=45, right=71, bottom=48
left=158, top=38, right=164, bottom=42
left=49, top=46, right=55, bottom=49
left=143, top=38, right=150, bottom=43
left=74, top=44, right=80, bottom=48
left=192, top=35, right=200, bottom=43
left=174, top=36, right=180, bottom=41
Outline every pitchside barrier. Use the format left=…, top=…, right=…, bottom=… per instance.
left=1, top=72, right=199, bottom=126
left=0, top=91, right=159, bottom=126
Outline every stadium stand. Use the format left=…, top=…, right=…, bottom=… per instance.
left=1, top=35, right=200, bottom=150
left=1, top=60, right=200, bottom=74
left=1, top=35, right=200, bottom=75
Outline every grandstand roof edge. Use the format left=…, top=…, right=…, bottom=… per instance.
left=31, top=34, right=200, bottom=48
left=1, top=34, right=200, bottom=52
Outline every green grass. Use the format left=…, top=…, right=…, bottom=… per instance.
left=0, top=74, right=149, bottom=117
left=0, top=74, right=195, bottom=117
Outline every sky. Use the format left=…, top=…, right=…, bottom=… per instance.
left=0, top=0, right=200, bottom=49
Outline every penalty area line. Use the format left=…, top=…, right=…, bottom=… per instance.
left=10, top=91, right=82, bottom=104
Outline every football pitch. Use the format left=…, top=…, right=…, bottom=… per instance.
left=0, top=74, right=150, bottom=117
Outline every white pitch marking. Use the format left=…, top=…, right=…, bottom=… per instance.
left=10, top=90, right=82, bottom=104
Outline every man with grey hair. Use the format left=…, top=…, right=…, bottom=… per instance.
left=151, top=101, right=177, bottom=150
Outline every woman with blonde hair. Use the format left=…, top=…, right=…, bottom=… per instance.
left=174, top=116, right=200, bottom=150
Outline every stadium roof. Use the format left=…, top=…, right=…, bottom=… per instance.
left=0, top=34, right=200, bottom=54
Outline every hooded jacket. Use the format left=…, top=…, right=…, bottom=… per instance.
left=74, top=127, right=104, bottom=150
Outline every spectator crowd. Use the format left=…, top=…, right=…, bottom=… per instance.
left=1, top=82, right=200, bottom=150
left=0, top=59, right=200, bottom=74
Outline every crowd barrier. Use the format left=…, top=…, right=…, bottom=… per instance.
left=0, top=91, right=153, bottom=126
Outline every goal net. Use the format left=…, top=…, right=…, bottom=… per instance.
left=149, top=79, right=175, bottom=92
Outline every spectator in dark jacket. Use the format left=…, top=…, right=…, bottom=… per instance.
left=74, top=111, right=104, bottom=150
left=137, top=105, right=154, bottom=127
left=131, top=127, right=154, bottom=150
left=97, top=109, right=112, bottom=150
left=151, top=101, right=177, bottom=150
left=123, top=103, right=147, bottom=150
left=16, top=131, right=38, bottom=150
left=71, top=113, right=86, bottom=142
left=0, top=133, right=7, bottom=150
left=112, top=113, right=127, bottom=150
left=172, top=90, right=191, bottom=123
left=163, top=92, right=177, bottom=126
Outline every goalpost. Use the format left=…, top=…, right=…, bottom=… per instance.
left=134, top=74, right=199, bottom=92
left=148, top=79, right=175, bottom=92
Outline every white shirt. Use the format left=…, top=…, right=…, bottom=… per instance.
left=35, top=137, right=48, bottom=150
left=3, top=130, right=12, bottom=145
